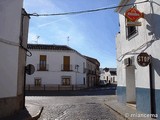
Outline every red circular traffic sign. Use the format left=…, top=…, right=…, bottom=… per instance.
left=137, top=52, right=151, bottom=67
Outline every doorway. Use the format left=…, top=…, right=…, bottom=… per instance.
left=126, top=66, right=136, bottom=106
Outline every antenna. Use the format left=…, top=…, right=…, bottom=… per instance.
left=67, top=36, right=70, bottom=46
left=35, top=35, right=40, bottom=44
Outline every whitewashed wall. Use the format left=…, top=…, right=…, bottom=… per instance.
left=116, top=1, right=160, bottom=115
left=100, top=70, right=117, bottom=83
left=26, top=50, right=86, bottom=85
left=100, top=70, right=110, bottom=80
left=0, top=0, right=23, bottom=98
left=116, top=0, right=160, bottom=89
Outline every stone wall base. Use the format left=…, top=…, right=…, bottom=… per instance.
left=0, top=94, right=23, bottom=118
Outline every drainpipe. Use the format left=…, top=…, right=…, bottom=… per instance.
left=23, top=66, right=26, bottom=109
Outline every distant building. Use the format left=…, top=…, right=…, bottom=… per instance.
left=26, top=44, right=100, bottom=90
left=84, top=56, right=100, bottom=87
left=100, top=68, right=117, bottom=84
left=116, top=0, right=160, bottom=118
left=0, top=0, right=30, bottom=118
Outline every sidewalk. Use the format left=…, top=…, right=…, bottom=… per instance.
left=1, top=103, right=43, bottom=120
left=104, top=96, right=155, bottom=120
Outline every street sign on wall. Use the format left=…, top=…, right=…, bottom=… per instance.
left=125, top=8, right=143, bottom=22
left=26, top=64, right=35, bottom=75
left=127, top=21, right=142, bottom=26
left=137, top=52, right=151, bottom=67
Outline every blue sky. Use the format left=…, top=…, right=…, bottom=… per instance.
left=23, top=0, right=120, bottom=68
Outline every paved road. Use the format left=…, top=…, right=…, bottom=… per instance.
left=26, top=85, right=124, bottom=120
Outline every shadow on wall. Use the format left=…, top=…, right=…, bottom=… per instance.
left=128, top=1, right=160, bottom=54
left=144, top=1, right=160, bottom=76
left=152, top=57, right=160, bottom=77
left=145, top=1, right=160, bottom=40
left=1, top=107, right=32, bottom=120
left=142, top=12, right=160, bottom=52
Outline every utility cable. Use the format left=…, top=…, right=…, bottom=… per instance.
left=0, top=37, right=19, bottom=47
left=26, top=0, right=149, bottom=17
left=117, top=37, right=156, bottom=62
left=0, top=37, right=32, bottom=57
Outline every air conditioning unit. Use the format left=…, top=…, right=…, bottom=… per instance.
left=124, top=58, right=131, bottom=66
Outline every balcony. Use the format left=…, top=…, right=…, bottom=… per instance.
left=86, top=69, right=97, bottom=75
left=37, top=64, right=49, bottom=71
left=61, top=64, right=73, bottom=71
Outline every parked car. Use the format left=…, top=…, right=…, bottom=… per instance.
left=99, top=80, right=107, bottom=87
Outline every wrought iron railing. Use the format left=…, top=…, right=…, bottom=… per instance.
left=37, top=64, right=49, bottom=71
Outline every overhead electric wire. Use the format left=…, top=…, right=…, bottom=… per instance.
left=26, top=0, right=149, bottom=17
left=24, top=0, right=150, bottom=59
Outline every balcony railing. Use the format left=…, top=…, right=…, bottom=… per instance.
left=86, top=69, right=97, bottom=75
left=61, top=64, right=73, bottom=71
left=37, top=64, right=49, bottom=71
left=25, top=84, right=86, bottom=91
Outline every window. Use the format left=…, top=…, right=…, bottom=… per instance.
left=126, top=25, right=137, bottom=38
left=113, top=77, right=115, bottom=82
left=35, top=78, right=41, bottom=86
left=126, top=18, right=138, bottom=39
left=62, top=77, right=71, bottom=86
left=83, top=77, right=85, bottom=85
left=39, top=55, right=47, bottom=71
left=63, top=56, right=71, bottom=71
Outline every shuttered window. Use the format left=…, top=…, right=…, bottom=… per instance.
left=63, top=56, right=70, bottom=71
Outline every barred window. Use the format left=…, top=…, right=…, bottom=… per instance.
left=62, top=77, right=71, bottom=86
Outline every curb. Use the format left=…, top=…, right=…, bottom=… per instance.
left=104, top=103, right=128, bottom=120
left=104, top=101, right=155, bottom=120
left=27, top=106, right=44, bottom=120
left=31, top=106, right=44, bottom=120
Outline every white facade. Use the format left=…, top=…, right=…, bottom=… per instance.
left=100, top=68, right=117, bottom=83
left=26, top=44, right=87, bottom=90
left=0, top=0, right=23, bottom=98
left=0, top=0, right=30, bottom=118
left=85, top=56, right=100, bottom=87
left=116, top=0, right=160, bottom=118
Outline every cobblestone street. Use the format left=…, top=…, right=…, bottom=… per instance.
left=26, top=85, right=124, bottom=120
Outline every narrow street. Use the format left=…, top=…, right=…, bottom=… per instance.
left=26, top=85, right=123, bottom=120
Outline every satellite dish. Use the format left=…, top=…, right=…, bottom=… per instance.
left=26, top=64, right=35, bottom=75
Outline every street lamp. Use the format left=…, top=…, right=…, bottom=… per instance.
left=75, top=65, right=79, bottom=90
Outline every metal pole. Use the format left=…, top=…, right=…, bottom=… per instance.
left=149, top=55, right=156, bottom=117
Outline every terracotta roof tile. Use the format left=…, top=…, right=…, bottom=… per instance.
left=27, top=44, right=74, bottom=51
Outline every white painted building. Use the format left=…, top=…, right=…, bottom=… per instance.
left=100, top=68, right=117, bottom=83
left=85, top=56, right=100, bottom=87
left=26, top=44, right=99, bottom=90
left=116, top=0, right=160, bottom=118
left=0, top=0, right=30, bottom=118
